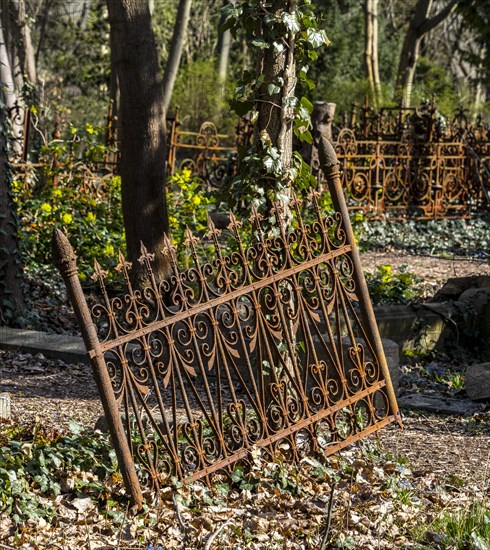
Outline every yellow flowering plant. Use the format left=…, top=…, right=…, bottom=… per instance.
left=167, top=168, right=215, bottom=265
left=14, top=173, right=125, bottom=278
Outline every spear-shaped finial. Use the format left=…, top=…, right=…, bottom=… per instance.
left=52, top=228, right=78, bottom=279
left=318, top=136, right=339, bottom=172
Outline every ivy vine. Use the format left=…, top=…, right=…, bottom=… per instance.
left=0, top=98, right=25, bottom=323
left=221, top=0, right=330, bottom=215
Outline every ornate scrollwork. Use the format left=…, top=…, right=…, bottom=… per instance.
left=85, top=192, right=396, bottom=490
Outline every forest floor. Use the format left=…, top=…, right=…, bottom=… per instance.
left=1, top=250, right=489, bottom=548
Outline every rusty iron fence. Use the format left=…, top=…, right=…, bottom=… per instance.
left=11, top=99, right=489, bottom=219
left=333, top=130, right=476, bottom=219
left=167, top=104, right=490, bottom=220
left=167, top=113, right=253, bottom=190
left=53, top=139, right=401, bottom=508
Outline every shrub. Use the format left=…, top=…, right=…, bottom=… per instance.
left=366, top=264, right=424, bottom=305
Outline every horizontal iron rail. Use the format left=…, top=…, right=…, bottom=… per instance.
left=186, top=380, right=391, bottom=482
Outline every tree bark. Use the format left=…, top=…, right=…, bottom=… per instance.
left=0, top=25, right=17, bottom=111
left=217, top=1, right=232, bottom=88
left=395, top=0, right=459, bottom=108
left=255, top=0, right=297, bottom=191
left=364, top=0, right=382, bottom=107
left=162, top=0, right=192, bottom=114
left=0, top=22, right=24, bottom=158
left=11, top=0, right=38, bottom=86
left=106, top=0, right=170, bottom=283
left=0, top=102, right=24, bottom=323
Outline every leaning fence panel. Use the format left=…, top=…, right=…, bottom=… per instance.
left=53, top=139, right=401, bottom=507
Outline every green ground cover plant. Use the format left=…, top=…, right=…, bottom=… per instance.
left=358, top=216, right=490, bottom=258
left=365, top=264, right=424, bottom=305
left=0, top=419, right=123, bottom=528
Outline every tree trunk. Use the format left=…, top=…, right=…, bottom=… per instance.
left=217, top=2, right=232, bottom=89
left=396, top=22, right=421, bottom=108
left=162, top=0, right=192, bottom=114
left=106, top=0, right=170, bottom=283
left=364, top=0, right=382, bottom=107
left=0, top=7, right=24, bottom=93
left=0, top=22, right=24, bottom=158
left=108, top=27, right=120, bottom=147
left=395, top=0, right=459, bottom=108
left=11, top=0, right=38, bottom=86
left=35, top=0, right=52, bottom=68
left=255, top=0, right=297, bottom=191
left=0, top=103, right=24, bottom=323
left=0, top=25, right=17, bottom=111
left=371, top=0, right=381, bottom=105
left=364, top=0, right=374, bottom=101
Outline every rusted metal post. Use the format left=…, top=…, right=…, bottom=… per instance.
left=52, top=229, right=143, bottom=510
left=318, top=137, right=403, bottom=428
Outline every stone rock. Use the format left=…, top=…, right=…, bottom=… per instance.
left=0, top=393, right=10, bottom=419
left=458, top=288, right=490, bottom=343
left=397, top=393, right=486, bottom=416
left=458, top=287, right=490, bottom=313
left=430, top=275, right=490, bottom=302
left=465, top=362, right=490, bottom=401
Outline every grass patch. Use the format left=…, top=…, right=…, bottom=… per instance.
left=419, top=501, right=490, bottom=549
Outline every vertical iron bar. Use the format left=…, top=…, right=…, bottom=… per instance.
left=52, top=229, right=143, bottom=510
left=318, top=137, right=403, bottom=428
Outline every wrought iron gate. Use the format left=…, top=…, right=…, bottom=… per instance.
left=53, top=137, right=401, bottom=509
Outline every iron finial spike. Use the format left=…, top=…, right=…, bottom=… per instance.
left=162, top=233, right=172, bottom=249
left=138, top=241, right=155, bottom=266
left=227, top=210, right=242, bottom=232
left=162, top=233, right=177, bottom=261
left=52, top=228, right=77, bottom=278
left=184, top=225, right=198, bottom=248
left=93, top=258, right=103, bottom=280
left=207, top=214, right=216, bottom=232
left=318, top=136, right=339, bottom=170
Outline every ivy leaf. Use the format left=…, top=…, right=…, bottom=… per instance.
left=305, top=78, right=316, bottom=91
left=255, top=74, right=265, bottom=89
left=296, top=105, right=310, bottom=122
left=300, top=97, right=314, bottom=114
left=298, top=130, right=313, bottom=144
left=306, top=28, right=330, bottom=49
left=229, top=98, right=253, bottom=117
left=281, top=12, right=300, bottom=34
left=307, top=50, right=319, bottom=61
left=299, top=65, right=309, bottom=80
left=273, top=42, right=285, bottom=54
left=283, top=96, right=298, bottom=108
left=268, top=83, right=281, bottom=96
left=263, top=155, right=282, bottom=174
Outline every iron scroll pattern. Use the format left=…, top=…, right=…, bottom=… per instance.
left=88, top=193, right=398, bottom=490
left=333, top=130, right=475, bottom=219
left=168, top=120, right=237, bottom=189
